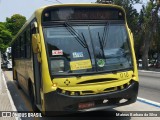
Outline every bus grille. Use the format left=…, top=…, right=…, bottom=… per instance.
left=56, top=80, right=133, bottom=96
left=77, top=78, right=118, bottom=84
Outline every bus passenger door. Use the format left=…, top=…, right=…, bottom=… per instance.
left=31, top=21, right=42, bottom=108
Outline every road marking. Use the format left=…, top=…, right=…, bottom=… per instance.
left=139, top=70, right=160, bottom=74
left=137, top=97, right=160, bottom=108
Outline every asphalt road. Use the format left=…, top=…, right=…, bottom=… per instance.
left=138, top=71, right=160, bottom=103
left=2, top=70, right=160, bottom=120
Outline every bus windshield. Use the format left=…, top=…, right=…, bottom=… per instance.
left=43, top=23, right=133, bottom=75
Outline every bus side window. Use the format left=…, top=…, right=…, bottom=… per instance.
left=31, top=27, right=37, bottom=34
left=26, top=27, right=31, bottom=58
left=13, top=41, right=18, bottom=58
left=17, top=38, right=21, bottom=58
left=20, top=34, right=25, bottom=58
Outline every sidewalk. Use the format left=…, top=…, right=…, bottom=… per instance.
left=138, top=67, right=160, bottom=78
left=0, top=69, right=17, bottom=120
left=139, top=67, right=160, bottom=72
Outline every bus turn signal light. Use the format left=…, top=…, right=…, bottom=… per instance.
left=52, top=83, right=57, bottom=87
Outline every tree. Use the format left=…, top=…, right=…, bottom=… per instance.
left=0, top=22, right=12, bottom=52
left=0, top=14, right=26, bottom=52
left=5, top=14, right=26, bottom=36
left=141, top=0, right=160, bottom=69
left=96, top=0, right=113, bottom=4
left=135, top=6, right=145, bottom=64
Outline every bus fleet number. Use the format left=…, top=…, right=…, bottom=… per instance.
left=120, top=72, right=129, bottom=79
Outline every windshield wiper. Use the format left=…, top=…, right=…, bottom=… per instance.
left=64, top=22, right=87, bottom=48
left=102, top=23, right=109, bottom=47
left=81, top=33, right=92, bottom=61
left=64, top=22, right=93, bottom=72
left=98, top=32, right=105, bottom=59
left=88, top=25, right=98, bottom=71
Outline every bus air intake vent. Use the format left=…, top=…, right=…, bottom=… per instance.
left=56, top=80, right=134, bottom=96
left=77, top=78, right=118, bottom=84
left=104, top=87, right=116, bottom=92
left=82, top=90, right=94, bottom=95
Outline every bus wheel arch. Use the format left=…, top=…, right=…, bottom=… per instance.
left=28, top=79, right=39, bottom=112
left=15, top=71, right=21, bottom=89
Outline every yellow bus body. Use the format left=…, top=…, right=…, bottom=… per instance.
left=11, top=4, right=138, bottom=114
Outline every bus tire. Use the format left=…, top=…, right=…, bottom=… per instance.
left=29, top=81, right=39, bottom=112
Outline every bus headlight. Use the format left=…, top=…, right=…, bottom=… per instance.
left=52, top=83, right=57, bottom=87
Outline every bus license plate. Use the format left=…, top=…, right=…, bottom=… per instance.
left=78, top=102, right=95, bottom=109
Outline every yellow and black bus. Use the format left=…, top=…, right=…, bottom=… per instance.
left=11, top=4, right=138, bottom=114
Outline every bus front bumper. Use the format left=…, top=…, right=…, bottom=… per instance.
left=44, top=80, right=138, bottom=113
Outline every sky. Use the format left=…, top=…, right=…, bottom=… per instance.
left=0, top=0, right=143, bottom=22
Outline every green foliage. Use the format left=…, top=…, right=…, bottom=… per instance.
left=0, top=14, right=26, bottom=52
left=139, top=0, right=160, bottom=69
left=5, top=14, right=26, bottom=36
left=0, top=22, right=12, bottom=52
left=96, top=0, right=140, bottom=4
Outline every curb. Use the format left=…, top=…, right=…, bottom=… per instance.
left=138, top=70, right=160, bottom=78
left=138, top=70, right=160, bottom=73
left=2, top=72, right=17, bottom=112
left=1, top=71, right=20, bottom=120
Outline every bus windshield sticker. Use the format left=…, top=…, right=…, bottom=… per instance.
left=97, top=59, right=105, bottom=67
left=72, top=52, right=84, bottom=58
left=52, top=50, right=63, bottom=55
left=70, top=59, right=92, bottom=70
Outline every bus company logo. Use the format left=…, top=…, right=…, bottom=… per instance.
left=64, top=79, right=70, bottom=86
left=1, top=112, right=42, bottom=118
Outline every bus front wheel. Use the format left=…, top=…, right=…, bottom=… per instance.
left=29, top=82, right=39, bottom=112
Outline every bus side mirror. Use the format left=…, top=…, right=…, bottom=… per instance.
left=32, top=33, right=41, bottom=54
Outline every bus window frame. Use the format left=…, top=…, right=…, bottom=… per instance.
left=12, top=25, right=32, bottom=60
